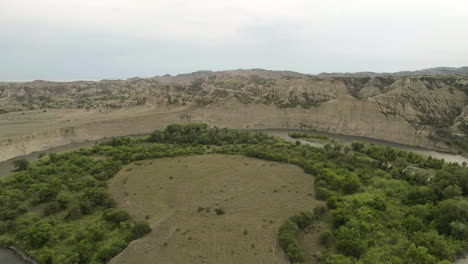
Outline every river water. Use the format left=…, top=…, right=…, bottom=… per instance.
left=0, top=130, right=467, bottom=263
left=0, top=247, right=27, bottom=264
left=262, top=129, right=468, bottom=165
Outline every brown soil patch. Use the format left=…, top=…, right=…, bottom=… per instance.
left=108, top=154, right=323, bottom=264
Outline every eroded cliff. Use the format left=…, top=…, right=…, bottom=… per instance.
left=1, top=70, right=467, bottom=162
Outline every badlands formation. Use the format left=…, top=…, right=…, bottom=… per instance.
left=1, top=69, right=467, bottom=162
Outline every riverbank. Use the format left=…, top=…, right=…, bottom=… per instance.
left=1, top=129, right=467, bottom=180
left=0, top=246, right=38, bottom=264
left=261, top=129, right=468, bottom=165
left=0, top=134, right=149, bottom=177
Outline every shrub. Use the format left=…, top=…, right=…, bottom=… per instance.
left=103, top=208, right=131, bottom=224
left=131, top=221, right=152, bottom=239
left=313, top=206, right=328, bottom=218
left=316, top=187, right=332, bottom=200
left=12, top=158, right=29, bottom=171
left=289, top=212, right=314, bottom=228
left=96, top=239, right=128, bottom=263
left=342, top=174, right=361, bottom=194
left=319, top=229, right=335, bottom=247
left=351, top=141, right=365, bottom=151
left=327, top=196, right=339, bottom=209
left=278, top=210, right=320, bottom=264
left=278, top=220, right=304, bottom=263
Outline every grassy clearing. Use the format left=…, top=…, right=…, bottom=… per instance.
left=108, top=154, right=323, bottom=264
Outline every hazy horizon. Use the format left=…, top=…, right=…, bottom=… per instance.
left=2, top=0, right=468, bottom=81
left=1, top=65, right=468, bottom=83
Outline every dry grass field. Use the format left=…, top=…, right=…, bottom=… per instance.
left=108, top=154, right=323, bottom=264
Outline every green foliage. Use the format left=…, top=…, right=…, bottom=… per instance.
left=435, top=199, right=468, bottom=238
left=131, top=221, right=152, bottom=239
left=103, top=208, right=131, bottom=224
left=278, top=220, right=304, bottom=263
left=12, top=158, right=30, bottom=171
left=316, top=187, right=333, bottom=200
left=319, top=229, right=335, bottom=247
left=351, top=141, right=365, bottom=151
left=214, top=208, right=225, bottom=215
left=342, top=174, right=361, bottom=194
left=289, top=212, right=314, bottom=229
left=278, top=210, right=320, bottom=264
left=327, top=196, right=339, bottom=209
left=147, top=123, right=273, bottom=146
left=1, top=123, right=467, bottom=264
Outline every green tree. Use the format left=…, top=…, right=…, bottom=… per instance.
left=12, top=158, right=29, bottom=171
left=342, top=174, right=361, bottom=194
left=441, top=185, right=462, bottom=199
left=404, top=244, right=437, bottom=264
left=435, top=198, right=468, bottom=234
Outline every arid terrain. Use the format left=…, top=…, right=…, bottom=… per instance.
left=1, top=68, right=468, bottom=162
left=108, top=154, right=324, bottom=264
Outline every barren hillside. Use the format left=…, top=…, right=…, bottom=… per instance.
left=1, top=69, right=467, bottom=161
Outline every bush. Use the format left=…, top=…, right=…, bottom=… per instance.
left=342, top=174, right=361, bottom=194
left=278, top=210, right=321, bottom=264
left=278, top=220, right=304, bottom=263
left=289, top=212, right=314, bottom=228
left=351, top=141, right=365, bottom=151
left=131, top=221, right=152, bottom=239
left=316, top=187, right=332, bottom=200
left=103, top=208, right=131, bottom=224
left=215, top=208, right=225, bottom=215
left=12, top=158, right=29, bottom=171
left=96, top=239, right=128, bottom=263
left=327, top=196, right=339, bottom=209
left=313, top=206, right=328, bottom=218
left=319, top=229, right=335, bottom=247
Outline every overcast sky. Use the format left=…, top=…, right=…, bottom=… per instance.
left=1, top=0, right=467, bottom=81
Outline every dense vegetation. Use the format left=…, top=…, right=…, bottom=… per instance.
left=289, top=131, right=332, bottom=142
left=1, top=123, right=467, bottom=263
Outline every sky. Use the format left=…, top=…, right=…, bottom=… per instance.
left=1, top=0, right=468, bottom=81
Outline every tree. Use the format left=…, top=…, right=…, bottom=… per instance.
left=148, top=130, right=164, bottom=142
left=351, top=141, right=365, bottom=151
left=327, top=196, right=339, bottom=209
left=23, top=222, right=53, bottom=249
left=404, top=244, right=437, bottom=264
left=342, top=174, right=361, bottom=194
left=103, top=208, right=131, bottom=224
left=12, top=158, right=29, bottom=171
left=319, top=229, right=335, bottom=247
left=441, top=185, right=462, bottom=199
left=344, top=146, right=351, bottom=154
left=436, top=198, right=468, bottom=235
left=316, top=187, right=332, bottom=200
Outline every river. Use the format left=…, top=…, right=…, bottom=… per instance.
left=0, top=130, right=467, bottom=263
left=262, top=129, right=468, bottom=164
left=0, top=247, right=28, bottom=264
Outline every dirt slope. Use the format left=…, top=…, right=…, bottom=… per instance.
left=1, top=70, right=467, bottom=161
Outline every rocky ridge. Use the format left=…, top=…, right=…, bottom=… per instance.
left=0, top=69, right=467, bottom=161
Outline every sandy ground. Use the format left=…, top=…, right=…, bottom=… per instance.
left=0, top=106, right=180, bottom=139
left=108, top=154, right=323, bottom=264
